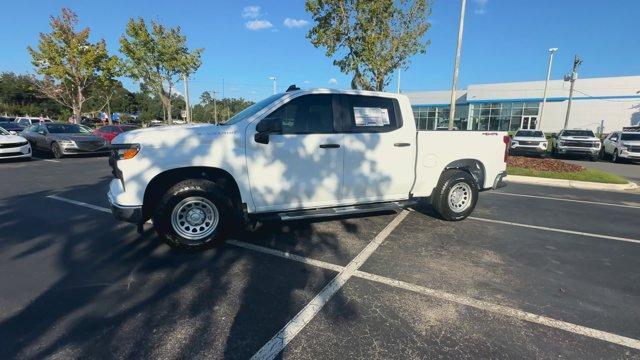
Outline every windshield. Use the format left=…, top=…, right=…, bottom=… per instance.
left=46, top=124, right=92, bottom=134
left=222, top=93, right=286, bottom=126
left=0, top=127, right=9, bottom=135
left=562, top=130, right=594, bottom=137
left=515, top=130, right=544, bottom=137
left=621, top=133, right=640, bottom=141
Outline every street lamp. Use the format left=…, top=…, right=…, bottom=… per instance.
left=538, top=47, right=558, bottom=130
left=269, top=76, right=277, bottom=95
left=448, top=0, right=467, bottom=130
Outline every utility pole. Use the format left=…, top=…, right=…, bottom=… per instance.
left=538, top=48, right=557, bottom=130
left=269, top=76, right=277, bottom=95
left=182, top=74, right=191, bottom=123
left=563, top=55, right=582, bottom=129
left=212, top=90, right=218, bottom=125
left=448, top=0, right=467, bottom=130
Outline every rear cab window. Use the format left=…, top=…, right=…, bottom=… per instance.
left=338, top=94, right=402, bottom=133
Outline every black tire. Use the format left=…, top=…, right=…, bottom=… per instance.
left=51, top=142, right=63, bottom=159
left=551, top=146, right=558, bottom=158
left=590, top=155, right=598, bottom=162
left=152, top=179, right=237, bottom=251
left=612, top=149, right=619, bottom=163
left=431, top=170, right=479, bottom=221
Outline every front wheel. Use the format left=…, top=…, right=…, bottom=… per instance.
left=153, top=179, right=237, bottom=250
left=51, top=142, right=63, bottom=159
left=431, top=170, right=479, bottom=221
left=612, top=149, right=619, bottom=163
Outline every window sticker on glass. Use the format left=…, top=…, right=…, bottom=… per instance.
left=353, top=107, right=390, bottom=127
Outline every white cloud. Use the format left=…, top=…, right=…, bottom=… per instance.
left=328, top=78, right=338, bottom=85
left=474, top=0, right=488, bottom=14
left=283, top=18, right=309, bottom=28
left=303, top=80, right=310, bottom=84
left=242, top=6, right=261, bottom=19
left=245, top=20, right=274, bottom=31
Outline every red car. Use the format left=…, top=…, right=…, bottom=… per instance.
left=93, top=124, right=139, bottom=143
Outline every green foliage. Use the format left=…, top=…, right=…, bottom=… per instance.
left=0, top=72, right=63, bottom=117
left=192, top=93, right=253, bottom=123
left=27, top=8, right=121, bottom=119
left=306, top=0, right=431, bottom=91
left=120, top=18, right=203, bottom=122
left=507, top=166, right=628, bottom=184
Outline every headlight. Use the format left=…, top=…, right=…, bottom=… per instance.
left=111, top=143, right=140, bottom=160
left=58, top=140, right=77, bottom=147
left=557, top=141, right=564, bottom=146
left=511, top=141, right=518, bottom=147
left=541, top=142, right=548, bottom=148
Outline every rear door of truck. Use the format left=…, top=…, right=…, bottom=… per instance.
left=338, top=94, right=417, bottom=204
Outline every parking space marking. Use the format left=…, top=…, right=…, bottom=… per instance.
left=469, top=216, right=640, bottom=245
left=491, top=191, right=640, bottom=209
left=45, top=194, right=640, bottom=351
left=251, top=210, right=410, bottom=360
left=227, top=240, right=344, bottom=272
left=354, top=271, right=640, bottom=351
left=32, top=157, right=60, bottom=163
left=46, top=195, right=111, bottom=213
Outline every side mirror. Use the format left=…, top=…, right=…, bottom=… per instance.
left=254, top=117, right=282, bottom=144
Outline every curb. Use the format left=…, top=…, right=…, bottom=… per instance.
left=505, top=175, right=639, bottom=191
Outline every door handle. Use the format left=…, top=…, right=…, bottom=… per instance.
left=319, top=144, right=340, bottom=149
left=394, top=142, right=411, bottom=147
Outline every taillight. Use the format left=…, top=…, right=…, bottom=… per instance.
left=503, top=135, right=510, bottom=162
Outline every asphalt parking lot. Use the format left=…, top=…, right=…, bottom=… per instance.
left=1, top=156, right=639, bottom=359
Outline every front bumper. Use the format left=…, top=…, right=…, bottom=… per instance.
left=60, top=147, right=110, bottom=155
left=619, top=151, right=640, bottom=159
left=510, top=146, right=547, bottom=155
left=0, top=144, right=31, bottom=159
left=108, top=191, right=142, bottom=223
left=557, top=146, right=599, bottom=155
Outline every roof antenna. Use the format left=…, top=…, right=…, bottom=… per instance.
left=286, top=85, right=300, bottom=92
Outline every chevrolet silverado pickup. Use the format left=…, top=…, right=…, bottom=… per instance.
left=108, top=89, right=508, bottom=250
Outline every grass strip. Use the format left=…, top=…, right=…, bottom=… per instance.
left=507, top=166, right=628, bottom=184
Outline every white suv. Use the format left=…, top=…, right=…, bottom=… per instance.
left=551, top=129, right=601, bottom=161
left=509, top=130, right=548, bottom=157
left=602, top=131, right=640, bottom=163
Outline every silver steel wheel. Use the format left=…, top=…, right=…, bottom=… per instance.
left=171, top=196, right=219, bottom=242
left=448, top=182, right=472, bottom=213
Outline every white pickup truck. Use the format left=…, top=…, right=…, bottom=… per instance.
left=108, top=89, right=508, bottom=250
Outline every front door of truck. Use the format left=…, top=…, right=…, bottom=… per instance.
left=246, top=94, right=344, bottom=212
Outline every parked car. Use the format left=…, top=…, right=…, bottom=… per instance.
left=0, top=116, right=15, bottom=122
left=108, top=89, right=509, bottom=250
left=94, top=124, right=140, bottom=143
left=551, top=129, right=601, bottom=161
left=21, top=123, right=109, bottom=159
left=14, top=117, right=53, bottom=127
left=0, top=122, right=26, bottom=135
left=0, top=125, right=31, bottom=160
left=509, top=130, right=548, bottom=157
left=602, top=130, right=640, bottom=162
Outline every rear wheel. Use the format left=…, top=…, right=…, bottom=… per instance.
left=153, top=179, right=237, bottom=250
left=431, top=170, right=479, bottom=221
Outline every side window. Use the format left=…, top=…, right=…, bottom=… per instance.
left=340, top=95, right=401, bottom=133
left=610, top=133, right=618, bottom=141
left=266, top=94, right=334, bottom=134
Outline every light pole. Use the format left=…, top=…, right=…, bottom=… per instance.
left=538, top=47, right=558, bottom=130
left=448, top=0, right=467, bottom=130
left=269, top=76, right=277, bottom=95
left=563, top=55, right=582, bottom=130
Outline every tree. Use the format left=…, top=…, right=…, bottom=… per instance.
left=28, top=8, right=121, bottom=120
left=306, top=0, right=431, bottom=91
left=120, top=18, right=203, bottom=123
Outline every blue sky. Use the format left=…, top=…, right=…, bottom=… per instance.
left=1, top=0, right=639, bottom=102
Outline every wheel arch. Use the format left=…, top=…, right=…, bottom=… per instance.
left=440, top=159, right=486, bottom=189
left=142, top=166, right=243, bottom=221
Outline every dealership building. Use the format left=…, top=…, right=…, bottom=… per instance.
left=406, top=75, right=640, bottom=133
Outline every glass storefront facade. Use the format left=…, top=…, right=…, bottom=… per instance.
left=413, top=101, right=540, bottom=131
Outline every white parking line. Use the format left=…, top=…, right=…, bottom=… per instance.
left=32, top=157, right=60, bottom=163
left=469, top=216, right=640, bottom=245
left=491, top=191, right=640, bottom=209
left=251, top=210, right=409, bottom=360
left=46, top=195, right=111, bottom=213
left=45, top=194, right=640, bottom=351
